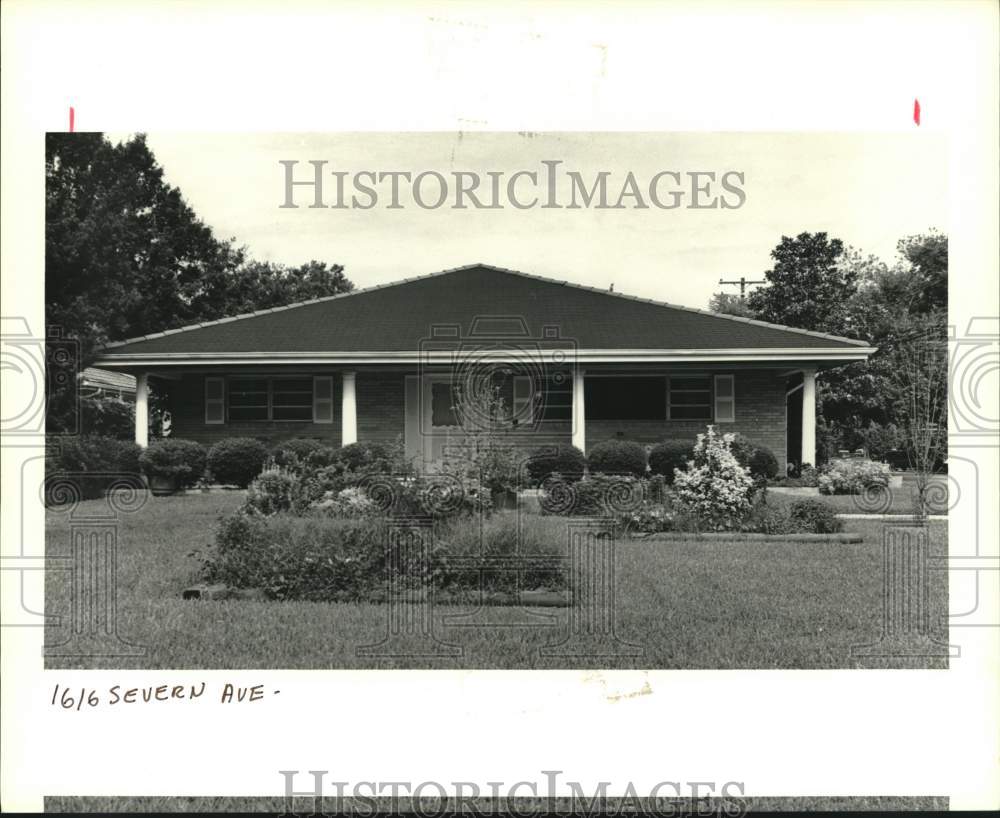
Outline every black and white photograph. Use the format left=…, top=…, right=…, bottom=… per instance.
left=2, top=1, right=998, bottom=815
left=39, top=132, right=953, bottom=672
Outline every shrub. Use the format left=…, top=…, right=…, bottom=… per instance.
left=540, top=473, right=645, bottom=517
left=303, top=445, right=341, bottom=468
left=244, top=464, right=301, bottom=516
left=817, top=458, right=891, bottom=495
left=773, top=464, right=820, bottom=487
left=525, top=444, right=586, bottom=485
left=648, top=440, right=694, bottom=483
left=309, top=486, right=378, bottom=518
left=747, top=445, right=779, bottom=479
left=139, top=439, right=207, bottom=488
left=204, top=513, right=393, bottom=601
left=46, top=434, right=144, bottom=502
left=617, top=499, right=675, bottom=534
left=728, top=433, right=756, bottom=468
left=207, top=438, right=268, bottom=488
left=270, top=438, right=324, bottom=468
left=860, top=422, right=903, bottom=462
left=586, top=439, right=647, bottom=477
left=741, top=496, right=796, bottom=535
left=80, top=395, right=135, bottom=439
left=788, top=499, right=843, bottom=533
left=672, top=426, right=755, bottom=531
left=334, top=441, right=395, bottom=472
left=442, top=434, right=521, bottom=495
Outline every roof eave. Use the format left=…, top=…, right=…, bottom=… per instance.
left=93, top=347, right=877, bottom=368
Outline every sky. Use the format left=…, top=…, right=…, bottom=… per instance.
left=123, top=132, right=947, bottom=310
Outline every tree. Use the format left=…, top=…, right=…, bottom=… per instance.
left=746, top=232, right=859, bottom=335
left=736, top=230, right=948, bottom=465
left=818, top=236, right=948, bottom=451
left=885, top=313, right=948, bottom=518
left=45, top=133, right=353, bottom=433
left=707, top=292, right=754, bottom=317
left=443, top=372, right=522, bottom=499
left=897, top=231, right=947, bottom=315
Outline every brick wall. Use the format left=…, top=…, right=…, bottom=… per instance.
left=357, top=372, right=406, bottom=444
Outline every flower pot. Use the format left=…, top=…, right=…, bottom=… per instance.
left=148, top=474, right=179, bottom=496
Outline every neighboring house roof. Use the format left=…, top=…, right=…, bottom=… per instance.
left=80, top=367, right=137, bottom=392
left=95, top=264, right=873, bottom=364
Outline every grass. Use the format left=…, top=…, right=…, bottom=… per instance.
left=45, top=494, right=949, bottom=670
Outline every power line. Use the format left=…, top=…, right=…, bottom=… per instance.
left=718, top=276, right=766, bottom=301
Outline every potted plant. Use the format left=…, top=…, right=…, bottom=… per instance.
left=139, top=439, right=207, bottom=496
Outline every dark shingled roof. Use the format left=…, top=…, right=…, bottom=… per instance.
left=99, top=264, right=869, bottom=356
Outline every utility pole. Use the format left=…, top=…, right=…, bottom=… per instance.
left=718, top=276, right=766, bottom=301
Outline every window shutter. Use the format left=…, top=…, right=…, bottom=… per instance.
left=512, top=375, right=534, bottom=425
left=205, top=377, right=225, bottom=424
left=313, top=376, right=334, bottom=424
left=714, top=374, right=735, bottom=423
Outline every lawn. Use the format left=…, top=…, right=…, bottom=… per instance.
left=45, top=493, right=949, bottom=670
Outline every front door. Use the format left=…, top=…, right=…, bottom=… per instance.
left=422, top=376, right=465, bottom=467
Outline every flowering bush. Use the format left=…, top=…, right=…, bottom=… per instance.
left=310, top=486, right=378, bottom=518
left=672, top=426, right=755, bottom=531
left=817, top=458, right=891, bottom=495
left=617, top=501, right=675, bottom=534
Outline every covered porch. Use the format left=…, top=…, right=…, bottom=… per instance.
left=127, top=364, right=820, bottom=470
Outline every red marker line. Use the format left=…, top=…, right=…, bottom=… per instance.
left=69, top=106, right=75, bottom=132
left=913, top=99, right=920, bottom=126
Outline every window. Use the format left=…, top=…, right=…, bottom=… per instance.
left=228, top=378, right=269, bottom=422
left=668, top=376, right=713, bottom=420
left=225, top=376, right=315, bottom=422
left=430, top=381, right=458, bottom=427
left=271, top=377, right=314, bottom=420
left=205, top=377, right=225, bottom=424
left=587, top=376, right=667, bottom=421
left=540, top=371, right=572, bottom=421
left=713, top=374, right=735, bottom=423
left=511, top=375, right=535, bottom=425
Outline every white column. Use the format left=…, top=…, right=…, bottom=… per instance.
left=801, top=368, right=817, bottom=468
left=134, top=372, right=149, bottom=448
left=571, top=367, right=586, bottom=453
left=341, top=370, right=357, bottom=445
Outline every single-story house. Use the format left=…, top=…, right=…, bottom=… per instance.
left=92, top=263, right=875, bottom=469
